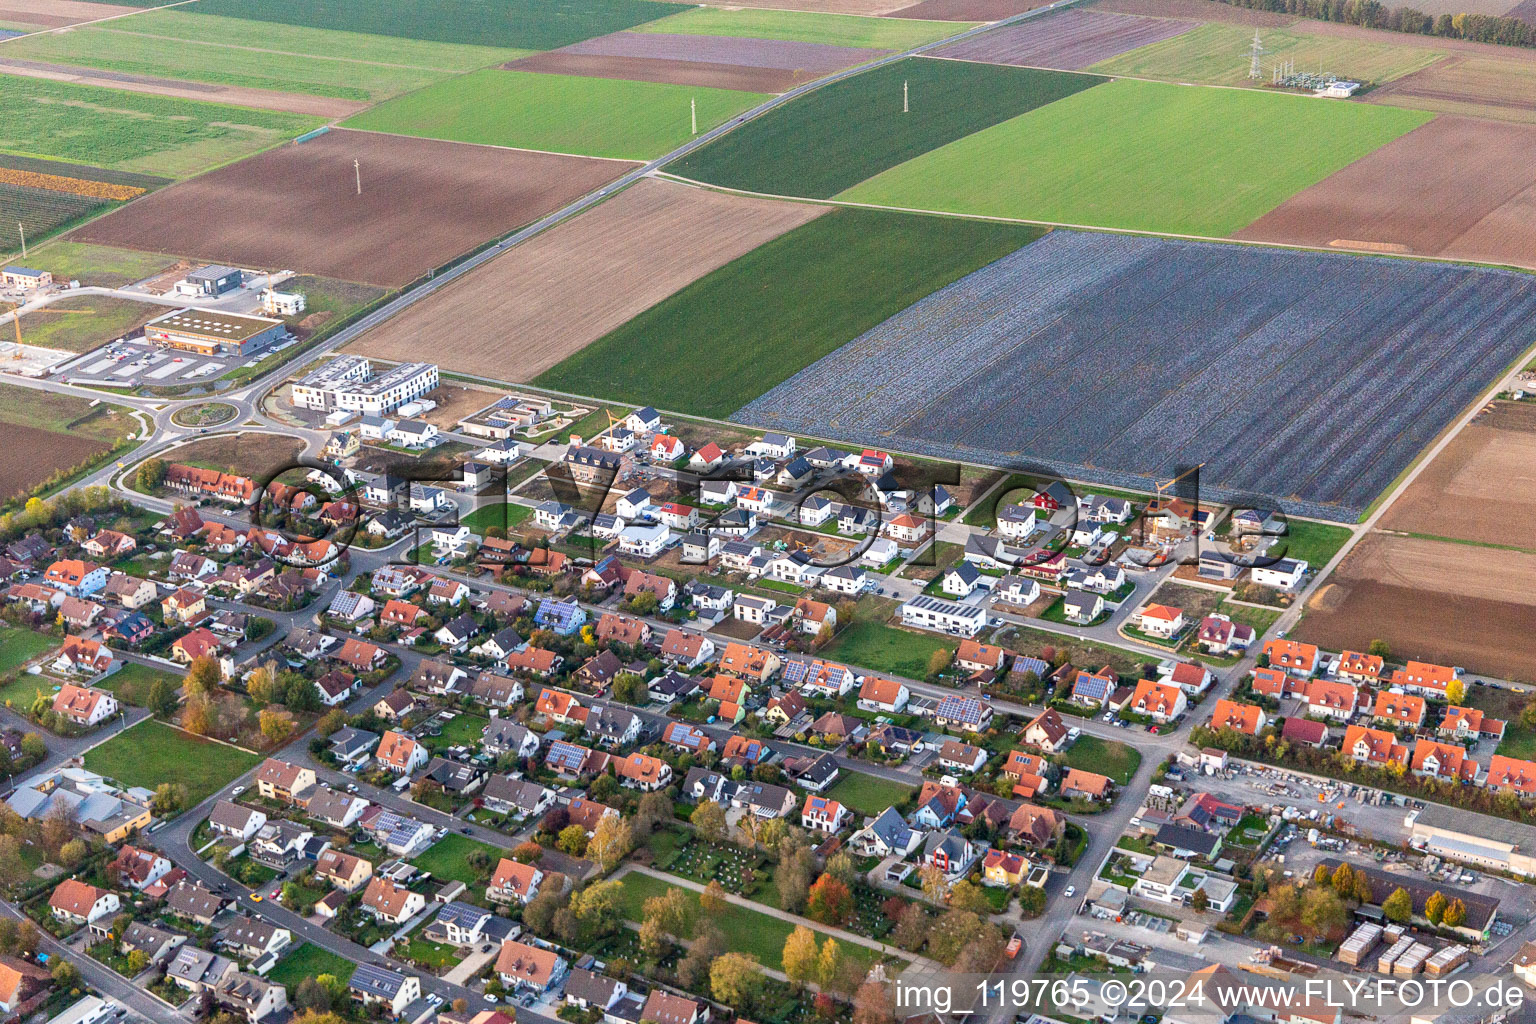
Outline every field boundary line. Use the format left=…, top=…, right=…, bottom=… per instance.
left=652, top=170, right=1536, bottom=273
left=328, top=125, right=649, bottom=164
left=0, top=0, right=202, bottom=44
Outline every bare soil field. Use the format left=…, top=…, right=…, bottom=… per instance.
left=505, top=52, right=814, bottom=92
left=1087, top=0, right=1295, bottom=25
left=71, top=129, right=633, bottom=288
left=347, top=177, right=829, bottom=380
left=1, top=424, right=106, bottom=502
left=168, top=432, right=306, bottom=481
left=1236, top=117, right=1536, bottom=268
left=0, top=0, right=140, bottom=30
left=938, top=9, right=1195, bottom=68
left=1378, top=401, right=1536, bottom=549
left=1300, top=19, right=1536, bottom=60
left=1295, top=533, right=1536, bottom=681
left=891, top=0, right=1053, bottom=19
left=0, top=57, right=367, bottom=118
left=1368, top=54, right=1536, bottom=123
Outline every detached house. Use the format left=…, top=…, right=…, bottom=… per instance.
left=377, top=730, right=428, bottom=774
left=49, top=879, right=118, bottom=931
left=858, top=676, right=909, bottom=714
left=486, top=858, right=543, bottom=905
left=802, top=794, right=849, bottom=834
left=254, top=759, right=315, bottom=804
left=361, top=877, right=425, bottom=924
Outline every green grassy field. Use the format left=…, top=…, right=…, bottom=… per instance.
left=0, top=26, right=495, bottom=102
left=1264, top=519, right=1354, bottom=567
left=17, top=297, right=162, bottom=355
left=97, top=661, right=178, bottom=707
left=535, top=208, right=1043, bottom=416
left=824, top=773, right=914, bottom=817
left=83, top=720, right=261, bottom=806
left=1059, top=735, right=1142, bottom=786
left=409, top=833, right=503, bottom=886
left=0, top=627, right=55, bottom=676
left=823, top=618, right=955, bottom=682
left=841, top=78, right=1431, bottom=236
left=0, top=385, right=138, bottom=445
left=182, top=0, right=689, bottom=50
left=266, top=943, right=355, bottom=993
left=461, top=502, right=533, bottom=536
left=22, top=242, right=177, bottom=289
left=0, top=74, right=320, bottom=176
left=634, top=7, right=969, bottom=49
left=1089, top=22, right=1444, bottom=88
left=343, top=69, right=767, bottom=160
left=613, top=872, right=886, bottom=972
left=669, top=57, right=1101, bottom=198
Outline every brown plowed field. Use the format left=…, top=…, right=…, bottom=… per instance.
left=0, top=424, right=105, bottom=503
left=1087, top=0, right=1295, bottom=25
left=1379, top=401, right=1536, bottom=549
left=505, top=52, right=815, bottom=92
left=0, top=0, right=140, bottom=30
left=891, top=0, right=1053, bottom=19
left=938, top=9, right=1196, bottom=68
left=0, top=57, right=366, bottom=118
left=346, top=177, right=830, bottom=381
left=1294, top=533, right=1536, bottom=681
left=1235, top=117, right=1536, bottom=269
left=1368, top=54, right=1536, bottom=123
left=562, top=31, right=887, bottom=72
left=71, top=129, right=635, bottom=289
left=1300, top=19, right=1536, bottom=59
left=663, top=0, right=910, bottom=13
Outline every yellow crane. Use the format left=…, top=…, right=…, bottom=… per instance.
left=5, top=301, right=21, bottom=359
left=1155, top=463, right=1205, bottom=497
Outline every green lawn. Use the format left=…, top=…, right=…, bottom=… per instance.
left=181, top=0, right=689, bottom=50
left=22, top=242, right=177, bottom=289
left=634, top=7, right=969, bottom=49
left=614, top=872, right=888, bottom=973
left=0, top=627, right=56, bottom=676
left=409, top=833, right=503, bottom=886
left=0, top=386, right=139, bottom=446
left=823, top=617, right=954, bottom=682
left=422, top=712, right=489, bottom=751
left=344, top=70, right=768, bottom=161
left=670, top=57, right=1101, bottom=198
left=0, top=73, right=321, bottom=177
left=535, top=207, right=1043, bottom=417
left=462, top=502, right=533, bottom=537
left=1089, top=22, right=1444, bottom=88
left=824, top=772, right=914, bottom=818
left=17, top=297, right=162, bottom=355
left=97, top=661, right=179, bottom=707
left=266, top=942, right=355, bottom=994
left=0, top=22, right=501, bottom=102
left=841, top=77, right=1432, bottom=237
left=83, top=720, right=261, bottom=806
left=1262, top=518, right=1354, bottom=568
left=1059, top=734, right=1141, bottom=786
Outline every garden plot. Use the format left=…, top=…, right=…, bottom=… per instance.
left=1236, top=116, right=1536, bottom=271
left=937, top=9, right=1196, bottom=69
left=734, top=230, right=1536, bottom=521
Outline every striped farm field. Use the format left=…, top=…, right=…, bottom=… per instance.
left=840, top=77, right=1432, bottom=236
left=535, top=206, right=1043, bottom=417
left=343, top=70, right=769, bottom=160
left=668, top=56, right=1103, bottom=198
left=633, top=7, right=970, bottom=49
left=0, top=154, right=167, bottom=249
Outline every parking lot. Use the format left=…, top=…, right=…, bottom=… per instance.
left=1178, top=758, right=1418, bottom=845
left=55, top=336, right=296, bottom=389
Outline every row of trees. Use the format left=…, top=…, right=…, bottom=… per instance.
left=1215, top=0, right=1536, bottom=49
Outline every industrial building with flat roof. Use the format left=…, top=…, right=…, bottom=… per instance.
left=1411, top=801, right=1536, bottom=878
left=143, top=308, right=285, bottom=356
left=290, top=356, right=438, bottom=415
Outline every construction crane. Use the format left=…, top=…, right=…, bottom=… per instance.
left=4, top=301, right=21, bottom=359
left=1155, top=463, right=1204, bottom=498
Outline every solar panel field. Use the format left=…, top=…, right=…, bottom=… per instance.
left=735, top=231, right=1536, bottom=521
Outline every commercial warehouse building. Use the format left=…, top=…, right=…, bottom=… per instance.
left=291, top=356, right=438, bottom=415
left=1411, top=802, right=1536, bottom=879
left=143, top=308, right=286, bottom=357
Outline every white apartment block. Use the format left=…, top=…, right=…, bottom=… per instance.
left=292, top=356, right=439, bottom=415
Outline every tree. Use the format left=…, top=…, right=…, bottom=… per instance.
left=148, top=677, right=179, bottom=719
left=259, top=709, right=294, bottom=746
left=1018, top=885, right=1046, bottom=918
left=19, top=733, right=43, bottom=763
left=711, top=952, right=764, bottom=1010
left=807, top=874, right=854, bottom=927
left=0, top=918, right=15, bottom=956
left=14, top=921, right=37, bottom=958
left=1190, top=888, right=1209, bottom=914
left=51, top=959, right=80, bottom=991
left=246, top=664, right=282, bottom=706
left=948, top=880, right=991, bottom=916
left=57, top=838, right=87, bottom=868
left=1425, top=890, right=1447, bottom=925
left=893, top=902, right=930, bottom=951
left=638, top=916, right=668, bottom=959
left=0, top=835, right=25, bottom=889
left=676, top=923, right=725, bottom=990
left=1443, top=898, right=1466, bottom=928
left=633, top=792, right=672, bottom=837
left=296, top=978, right=333, bottom=1013
left=1330, top=862, right=1356, bottom=898
left=926, top=648, right=952, bottom=678
left=853, top=981, right=897, bottom=1024
left=816, top=937, right=842, bottom=990
left=692, top=799, right=727, bottom=843
left=826, top=850, right=857, bottom=888
left=124, top=948, right=150, bottom=975
left=700, top=880, right=729, bottom=917
left=557, top=824, right=589, bottom=857
left=182, top=696, right=212, bottom=736
left=523, top=884, right=569, bottom=938
left=152, top=782, right=188, bottom=816
left=1353, top=873, right=1374, bottom=906
left=1368, top=639, right=1391, bottom=658
left=589, top=815, right=632, bottom=872
left=512, top=841, right=543, bottom=864
left=920, top=864, right=950, bottom=905
left=1299, top=886, right=1347, bottom=938
left=588, top=773, right=619, bottom=804
left=135, top=458, right=166, bottom=492
left=783, top=925, right=819, bottom=987
left=1446, top=678, right=1466, bottom=705
left=571, top=879, right=624, bottom=941
left=184, top=656, right=221, bottom=700
left=1383, top=886, right=1413, bottom=924
left=40, top=803, right=74, bottom=857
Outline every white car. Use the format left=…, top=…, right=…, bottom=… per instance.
left=231, top=786, right=245, bottom=796
left=1064, top=886, right=1076, bottom=898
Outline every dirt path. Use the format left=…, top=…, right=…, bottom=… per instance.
left=0, top=56, right=368, bottom=117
